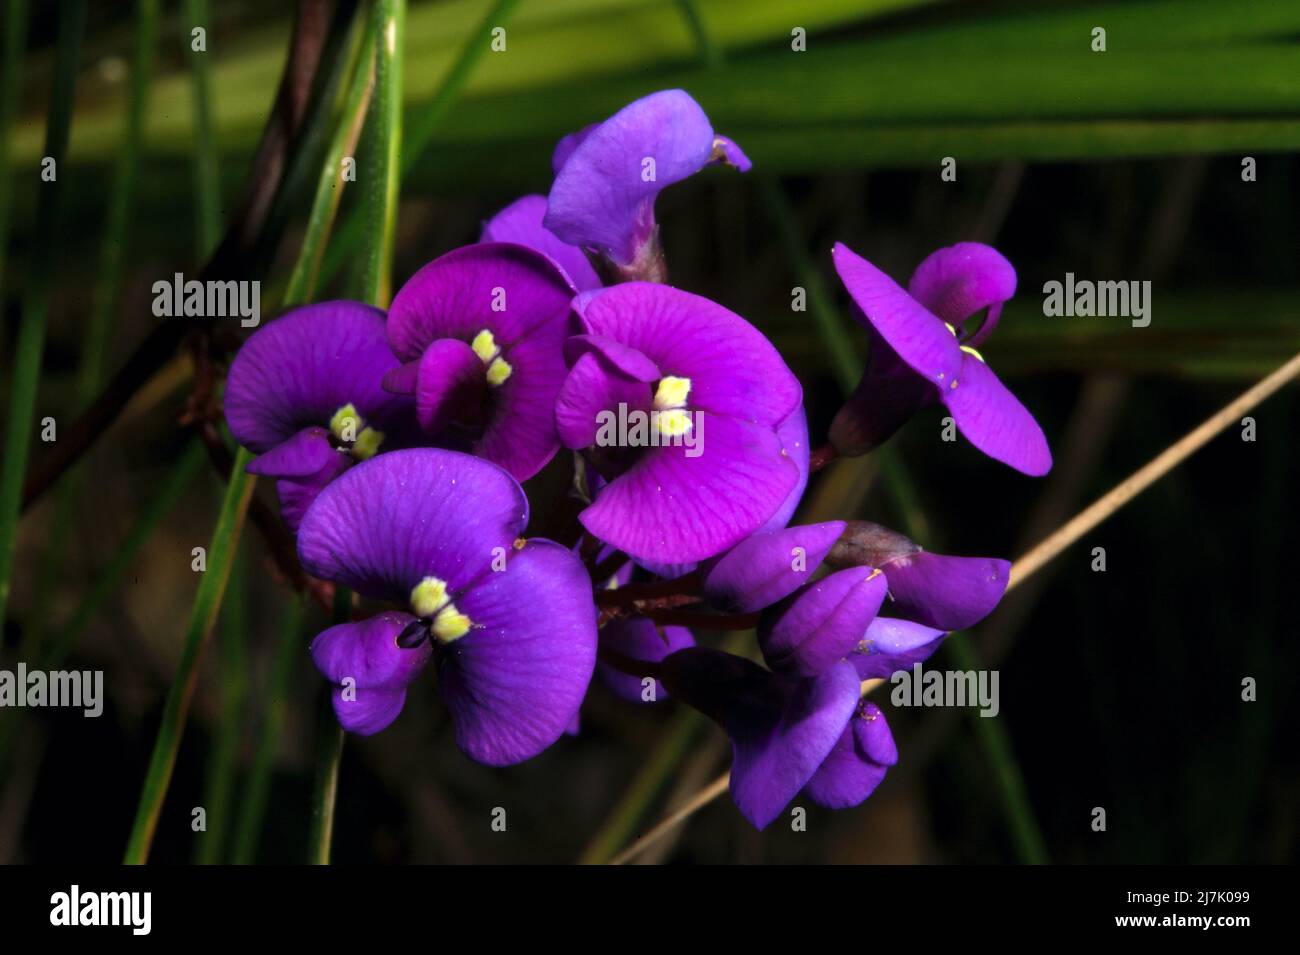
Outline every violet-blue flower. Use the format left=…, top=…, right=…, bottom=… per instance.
left=382, top=242, right=576, bottom=482
left=225, top=302, right=417, bottom=531
left=296, top=448, right=597, bottom=765
left=829, top=241, right=1052, bottom=476
left=555, top=282, right=803, bottom=563
left=542, top=89, right=751, bottom=281
left=659, top=647, right=895, bottom=829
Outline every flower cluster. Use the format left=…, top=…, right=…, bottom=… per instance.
left=225, top=89, right=1050, bottom=825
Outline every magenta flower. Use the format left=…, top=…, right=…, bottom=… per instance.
left=542, top=89, right=751, bottom=280
left=225, top=302, right=417, bottom=530
left=830, top=241, right=1052, bottom=476
left=382, top=243, right=576, bottom=482
left=297, top=448, right=597, bottom=765
left=660, top=647, right=896, bottom=829
left=555, top=282, right=803, bottom=564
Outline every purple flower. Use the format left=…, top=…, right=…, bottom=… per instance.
left=660, top=647, right=895, bottom=829
left=555, top=282, right=803, bottom=563
left=543, top=89, right=751, bottom=281
left=757, top=565, right=889, bottom=678
left=700, top=520, right=847, bottom=613
left=296, top=448, right=597, bottom=765
left=225, top=302, right=417, bottom=531
left=481, top=194, right=602, bottom=293
left=830, top=521, right=1009, bottom=631
left=829, top=241, right=1052, bottom=476
left=382, top=242, right=576, bottom=482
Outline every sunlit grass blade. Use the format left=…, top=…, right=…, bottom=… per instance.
left=318, top=0, right=523, bottom=290
left=0, top=0, right=86, bottom=629
left=183, top=0, right=222, bottom=256
left=282, top=16, right=377, bottom=306
left=194, top=546, right=249, bottom=864
left=231, top=594, right=306, bottom=865
left=123, top=447, right=257, bottom=864
left=355, top=0, right=405, bottom=306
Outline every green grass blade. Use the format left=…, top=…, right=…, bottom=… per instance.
left=183, top=0, right=222, bottom=256
left=356, top=0, right=405, bottom=306
left=282, top=17, right=377, bottom=306
left=0, top=0, right=86, bottom=628
left=123, top=447, right=257, bottom=864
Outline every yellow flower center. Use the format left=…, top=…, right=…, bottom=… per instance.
left=409, top=575, right=472, bottom=643
left=471, top=328, right=513, bottom=386
left=328, top=402, right=384, bottom=460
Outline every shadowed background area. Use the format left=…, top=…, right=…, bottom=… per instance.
left=1, top=0, right=1297, bottom=864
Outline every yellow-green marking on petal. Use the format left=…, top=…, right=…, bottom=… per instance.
left=472, top=328, right=512, bottom=386
left=471, top=329, right=499, bottom=363
left=329, top=402, right=361, bottom=440
left=409, top=575, right=473, bottom=643
left=486, top=356, right=513, bottom=386
left=410, top=576, right=449, bottom=617
left=960, top=344, right=985, bottom=363
left=353, top=426, right=385, bottom=460
left=653, top=375, right=691, bottom=410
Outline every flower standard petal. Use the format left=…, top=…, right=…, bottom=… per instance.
left=481, top=194, right=601, bottom=292
left=578, top=414, right=799, bottom=563
left=387, top=242, right=576, bottom=362
left=573, top=283, right=801, bottom=427
left=225, top=301, right=412, bottom=453
left=438, top=540, right=597, bottom=765
left=296, top=448, right=529, bottom=603
left=906, top=241, right=1016, bottom=345
left=544, top=90, right=749, bottom=267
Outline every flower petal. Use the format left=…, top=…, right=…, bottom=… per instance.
left=701, top=520, right=845, bottom=613
left=765, top=405, right=810, bottom=530
left=545, top=90, right=739, bottom=265
left=832, top=242, right=962, bottom=389
left=555, top=349, right=651, bottom=450
left=413, top=338, right=486, bottom=434
left=311, top=613, right=432, bottom=736
left=386, top=242, right=575, bottom=363
left=943, top=351, right=1052, bottom=476
left=849, top=616, right=947, bottom=680
left=804, top=702, right=896, bottom=810
left=659, top=648, right=860, bottom=830
left=758, top=566, right=888, bottom=677
left=438, top=540, right=597, bottom=765
left=882, top=551, right=1010, bottom=631
left=225, top=301, right=413, bottom=453
left=906, top=242, right=1016, bottom=344
left=573, top=283, right=801, bottom=426
left=481, top=194, right=602, bottom=292
left=297, top=448, right=529, bottom=602
left=580, top=414, right=799, bottom=563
